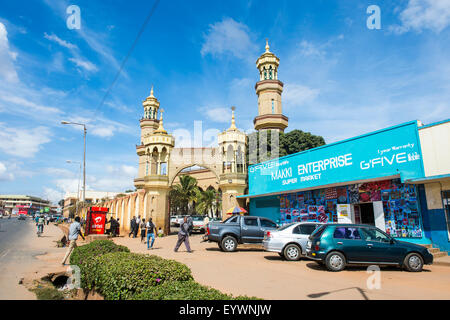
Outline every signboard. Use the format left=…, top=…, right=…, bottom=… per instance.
left=337, top=204, right=352, bottom=223
left=89, top=212, right=106, bottom=234
left=248, top=121, right=424, bottom=196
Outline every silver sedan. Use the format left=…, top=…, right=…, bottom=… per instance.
left=263, top=222, right=323, bottom=261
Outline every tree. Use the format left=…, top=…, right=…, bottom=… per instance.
left=58, top=199, right=65, bottom=207
left=280, top=129, right=325, bottom=156
left=195, top=188, right=217, bottom=217
left=246, top=129, right=325, bottom=166
left=170, top=175, right=199, bottom=214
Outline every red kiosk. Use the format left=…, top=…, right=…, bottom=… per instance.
left=85, top=206, right=108, bottom=236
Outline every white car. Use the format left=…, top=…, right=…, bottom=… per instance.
left=263, top=222, right=323, bottom=261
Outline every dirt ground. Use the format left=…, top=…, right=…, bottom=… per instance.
left=6, top=222, right=450, bottom=300
left=113, top=232, right=450, bottom=300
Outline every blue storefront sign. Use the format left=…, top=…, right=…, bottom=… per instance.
left=248, top=121, right=425, bottom=196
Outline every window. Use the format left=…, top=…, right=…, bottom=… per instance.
left=360, top=228, right=390, bottom=243
left=260, top=219, right=277, bottom=228
left=225, top=216, right=238, bottom=224
left=310, top=225, right=327, bottom=238
left=294, top=224, right=318, bottom=235
left=244, top=217, right=259, bottom=226
left=333, top=227, right=361, bottom=240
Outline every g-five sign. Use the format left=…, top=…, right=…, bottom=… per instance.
left=248, top=121, right=424, bottom=195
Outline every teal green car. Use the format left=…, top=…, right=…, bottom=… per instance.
left=306, top=224, right=433, bottom=272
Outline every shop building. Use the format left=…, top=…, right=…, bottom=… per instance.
left=240, top=119, right=449, bottom=252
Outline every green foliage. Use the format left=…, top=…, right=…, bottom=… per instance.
left=195, top=188, right=217, bottom=216
left=69, top=240, right=130, bottom=289
left=32, top=287, right=64, bottom=300
left=170, top=175, right=199, bottom=214
left=91, top=252, right=193, bottom=300
left=131, top=280, right=260, bottom=300
left=246, top=129, right=326, bottom=166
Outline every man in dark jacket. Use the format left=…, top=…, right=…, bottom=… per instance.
left=129, top=217, right=136, bottom=237
left=174, top=216, right=192, bottom=253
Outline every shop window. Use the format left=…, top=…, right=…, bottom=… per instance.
left=333, top=227, right=361, bottom=240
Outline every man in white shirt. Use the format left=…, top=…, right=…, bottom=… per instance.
left=61, top=216, right=85, bottom=265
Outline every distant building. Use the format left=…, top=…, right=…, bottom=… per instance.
left=0, top=195, right=51, bottom=215
left=63, top=190, right=122, bottom=217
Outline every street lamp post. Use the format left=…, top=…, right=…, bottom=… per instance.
left=61, top=121, right=87, bottom=208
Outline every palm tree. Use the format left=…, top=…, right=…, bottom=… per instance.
left=170, top=175, right=199, bottom=214
left=196, top=189, right=217, bottom=217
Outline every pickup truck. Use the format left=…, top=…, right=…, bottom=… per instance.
left=205, top=215, right=278, bottom=252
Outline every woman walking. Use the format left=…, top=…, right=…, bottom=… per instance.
left=140, top=218, right=146, bottom=243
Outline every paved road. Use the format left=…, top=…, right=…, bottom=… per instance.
left=0, top=216, right=63, bottom=299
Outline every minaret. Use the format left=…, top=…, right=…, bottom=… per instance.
left=253, top=39, right=288, bottom=132
left=139, top=85, right=160, bottom=144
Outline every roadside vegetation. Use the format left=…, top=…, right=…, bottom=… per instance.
left=70, top=240, right=258, bottom=300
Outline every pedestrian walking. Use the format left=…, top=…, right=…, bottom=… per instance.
left=115, top=218, right=121, bottom=236
left=61, top=216, right=85, bottom=265
left=46, top=215, right=50, bottom=225
left=134, top=215, right=141, bottom=238
left=140, top=218, right=146, bottom=243
left=146, top=218, right=156, bottom=249
left=187, top=215, right=193, bottom=236
left=174, top=216, right=192, bottom=253
left=129, top=217, right=136, bottom=237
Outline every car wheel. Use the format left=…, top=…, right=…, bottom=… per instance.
left=221, top=236, right=237, bottom=252
left=283, top=244, right=302, bottom=261
left=218, top=242, right=224, bottom=251
left=403, top=253, right=424, bottom=272
left=278, top=252, right=285, bottom=259
left=325, top=251, right=346, bottom=272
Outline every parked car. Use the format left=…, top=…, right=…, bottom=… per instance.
left=170, top=215, right=181, bottom=226
left=306, top=223, right=433, bottom=272
left=263, top=222, right=323, bottom=261
left=205, top=215, right=278, bottom=252
left=191, top=215, right=208, bottom=233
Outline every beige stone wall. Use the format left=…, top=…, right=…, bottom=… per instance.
left=424, top=180, right=450, bottom=210
left=419, top=121, right=450, bottom=177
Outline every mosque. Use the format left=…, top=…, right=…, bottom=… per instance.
left=92, top=41, right=288, bottom=234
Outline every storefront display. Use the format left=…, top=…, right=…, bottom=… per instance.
left=277, top=179, right=423, bottom=238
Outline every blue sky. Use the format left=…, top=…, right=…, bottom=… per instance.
left=0, top=0, right=449, bottom=203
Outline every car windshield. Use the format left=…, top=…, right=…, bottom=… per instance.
left=192, top=216, right=204, bottom=221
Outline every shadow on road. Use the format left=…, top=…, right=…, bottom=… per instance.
left=308, top=286, right=370, bottom=300
left=305, top=262, right=431, bottom=272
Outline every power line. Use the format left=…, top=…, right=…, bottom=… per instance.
left=93, top=0, right=161, bottom=119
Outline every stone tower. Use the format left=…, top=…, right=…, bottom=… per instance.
left=253, top=40, right=288, bottom=132
left=135, top=87, right=175, bottom=234
left=218, top=107, right=248, bottom=216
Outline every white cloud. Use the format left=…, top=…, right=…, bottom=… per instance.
left=283, top=84, right=320, bottom=108
left=199, top=106, right=231, bottom=123
left=68, top=57, right=98, bottom=72
left=44, top=32, right=77, bottom=49
left=201, top=18, right=257, bottom=60
left=0, top=123, right=51, bottom=158
left=0, top=22, right=19, bottom=83
left=1, top=94, right=62, bottom=115
left=299, top=40, right=325, bottom=57
left=0, top=162, right=14, bottom=181
left=391, top=0, right=450, bottom=34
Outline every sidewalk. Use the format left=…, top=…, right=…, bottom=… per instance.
left=0, top=221, right=85, bottom=299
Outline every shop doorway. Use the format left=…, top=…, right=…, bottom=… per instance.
left=359, top=203, right=375, bottom=226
